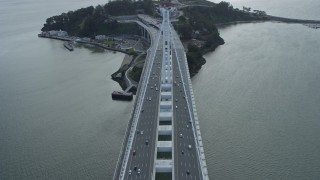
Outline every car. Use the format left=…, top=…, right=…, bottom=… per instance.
left=175, top=99, right=178, bottom=102
left=145, top=140, right=149, bottom=145
left=137, top=130, right=140, bottom=134
left=188, top=145, right=192, bottom=149
left=186, top=125, right=189, bottom=128
left=140, top=131, right=143, bottom=135
left=186, top=170, right=190, bottom=175
left=137, top=169, right=141, bottom=175
left=133, top=150, right=136, bottom=155
left=141, top=109, right=144, bottom=113
left=175, top=105, right=178, bottom=109
left=134, top=166, right=137, bottom=171
left=181, top=150, right=184, bottom=154
left=179, top=134, right=183, bottom=138
left=129, top=170, right=132, bottom=175
left=151, top=86, right=153, bottom=89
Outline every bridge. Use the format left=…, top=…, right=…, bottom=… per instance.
left=113, top=8, right=209, bottom=180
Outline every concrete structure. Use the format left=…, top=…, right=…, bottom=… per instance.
left=113, top=9, right=209, bottom=180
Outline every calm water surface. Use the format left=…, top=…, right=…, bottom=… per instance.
left=0, top=0, right=131, bottom=179
left=0, top=0, right=320, bottom=179
left=210, top=0, right=320, bottom=19
left=193, top=22, right=320, bottom=179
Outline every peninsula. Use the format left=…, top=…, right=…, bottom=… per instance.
left=39, top=0, right=320, bottom=96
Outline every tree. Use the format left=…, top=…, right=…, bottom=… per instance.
left=178, top=15, right=186, bottom=22
left=243, top=6, right=251, bottom=12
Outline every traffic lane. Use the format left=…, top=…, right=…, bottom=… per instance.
left=173, top=86, right=201, bottom=179
left=124, top=50, right=163, bottom=179
left=125, top=94, right=158, bottom=178
left=174, top=85, right=201, bottom=179
left=125, top=47, right=163, bottom=174
left=124, top=22, right=164, bottom=179
left=125, top=102, right=157, bottom=180
left=172, top=52, right=202, bottom=179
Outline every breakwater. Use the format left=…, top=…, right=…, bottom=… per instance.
left=38, top=34, right=130, bottom=54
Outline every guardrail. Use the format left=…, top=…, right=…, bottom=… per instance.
left=113, top=22, right=162, bottom=180
left=170, top=27, right=209, bottom=180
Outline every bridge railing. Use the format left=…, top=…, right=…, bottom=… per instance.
left=170, top=28, right=210, bottom=180
left=113, top=22, right=162, bottom=180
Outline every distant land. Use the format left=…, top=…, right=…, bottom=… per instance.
left=40, top=0, right=320, bottom=82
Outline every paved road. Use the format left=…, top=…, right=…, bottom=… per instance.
left=123, top=49, right=163, bottom=180
left=113, top=17, right=162, bottom=180
left=120, top=21, right=165, bottom=180
left=172, top=48, right=202, bottom=180
left=114, top=9, right=206, bottom=180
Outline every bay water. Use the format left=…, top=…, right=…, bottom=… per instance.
left=0, top=0, right=320, bottom=179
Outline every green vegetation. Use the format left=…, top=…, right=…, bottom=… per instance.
left=103, top=40, right=114, bottom=47
left=96, top=22, right=141, bottom=37
left=42, top=0, right=269, bottom=78
left=186, top=44, right=206, bottom=77
left=135, top=54, right=146, bottom=63
left=41, top=0, right=155, bottom=37
left=183, top=2, right=268, bottom=24
left=129, top=64, right=143, bottom=82
left=173, top=1, right=269, bottom=76
left=128, top=54, right=146, bottom=82
left=126, top=48, right=138, bottom=56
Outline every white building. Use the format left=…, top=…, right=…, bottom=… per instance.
left=48, top=30, right=68, bottom=37
left=95, top=35, right=108, bottom=40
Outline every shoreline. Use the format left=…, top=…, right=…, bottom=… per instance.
left=38, top=34, right=131, bottom=55
left=215, top=15, right=320, bottom=27
left=38, top=34, right=141, bottom=94
left=38, top=13, right=320, bottom=94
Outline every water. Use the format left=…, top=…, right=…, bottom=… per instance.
left=193, top=22, right=320, bottom=179
left=0, top=0, right=132, bottom=179
left=0, top=0, right=320, bottom=179
left=196, top=0, right=320, bottom=179
left=210, top=0, right=320, bottom=20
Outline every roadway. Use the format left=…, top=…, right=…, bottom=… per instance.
left=114, top=9, right=207, bottom=180
left=119, top=19, right=165, bottom=180
left=168, top=24, right=202, bottom=179
left=123, top=48, right=163, bottom=180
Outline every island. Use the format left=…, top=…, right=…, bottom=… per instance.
left=39, top=0, right=320, bottom=99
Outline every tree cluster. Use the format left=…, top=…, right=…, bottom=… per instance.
left=186, top=44, right=206, bottom=77
left=41, top=0, right=155, bottom=37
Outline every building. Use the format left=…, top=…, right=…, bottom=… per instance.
left=48, top=30, right=68, bottom=37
